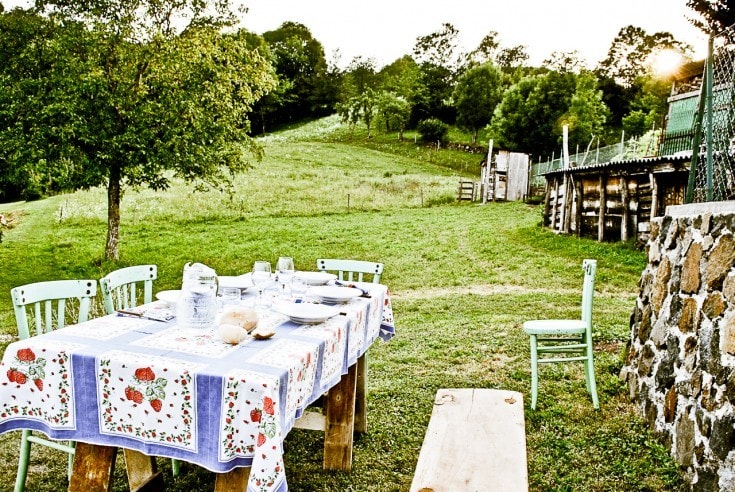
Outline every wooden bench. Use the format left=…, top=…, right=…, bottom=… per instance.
left=410, top=388, right=529, bottom=492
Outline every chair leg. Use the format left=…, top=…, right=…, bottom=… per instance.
left=529, top=335, right=539, bottom=410
left=14, top=430, right=32, bottom=492
left=67, top=441, right=76, bottom=478
left=585, top=350, right=600, bottom=410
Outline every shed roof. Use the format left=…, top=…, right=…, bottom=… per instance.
left=541, top=152, right=691, bottom=176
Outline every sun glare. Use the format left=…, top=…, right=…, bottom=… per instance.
left=649, top=49, right=684, bottom=77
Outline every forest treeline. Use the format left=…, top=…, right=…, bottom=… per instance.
left=0, top=2, right=729, bottom=254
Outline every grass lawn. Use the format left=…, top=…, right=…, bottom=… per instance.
left=0, top=116, right=686, bottom=491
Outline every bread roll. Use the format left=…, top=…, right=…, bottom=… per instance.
left=251, top=325, right=275, bottom=340
left=219, top=306, right=258, bottom=332
left=218, top=323, right=249, bottom=344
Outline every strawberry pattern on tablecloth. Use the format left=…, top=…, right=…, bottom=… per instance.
left=249, top=339, right=319, bottom=420
left=0, top=340, right=80, bottom=428
left=292, top=317, right=346, bottom=392
left=97, top=350, right=205, bottom=451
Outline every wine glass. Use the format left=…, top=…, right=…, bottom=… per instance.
left=251, top=261, right=272, bottom=306
left=276, top=256, right=295, bottom=294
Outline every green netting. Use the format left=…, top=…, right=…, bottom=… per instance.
left=688, top=28, right=735, bottom=202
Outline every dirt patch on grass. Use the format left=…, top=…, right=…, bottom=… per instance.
left=391, top=284, right=635, bottom=300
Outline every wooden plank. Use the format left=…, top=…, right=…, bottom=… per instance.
left=354, top=353, right=368, bottom=434
left=214, top=467, right=250, bottom=492
left=542, top=180, right=552, bottom=226
left=563, top=176, right=573, bottom=234
left=323, top=362, right=358, bottom=470
left=621, top=175, right=629, bottom=242
left=293, top=411, right=327, bottom=431
left=68, top=443, right=117, bottom=492
left=123, top=449, right=161, bottom=492
left=575, top=179, right=583, bottom=237
left=410, top=388, right=528, bottom=492
left=598, top=174, right=606, bottom=242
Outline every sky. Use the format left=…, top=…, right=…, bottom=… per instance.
left=238, top=0, right=708, bottom=68
left=2, top=0, right=709, bottom=69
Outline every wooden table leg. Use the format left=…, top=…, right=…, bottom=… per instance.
left=124, top=449, right=165, bottom=492
left=354, top=353, right=368, bottom=434
left=68, top=442, right=117, bottom=492
left=324, top=362, right=358, bottom=470
left=214, top=467, right=251, bottom=492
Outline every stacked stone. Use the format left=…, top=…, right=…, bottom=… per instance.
left=621, top=205, right=735, bottom=491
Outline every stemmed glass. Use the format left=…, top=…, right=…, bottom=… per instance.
left=276, top=257, right=295, bottom=295
left=251, top=261, right=272, bottom=306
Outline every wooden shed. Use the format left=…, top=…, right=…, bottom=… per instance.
left=542, top=154, right=691, bottom=245
left=480, top=150, right=529, bottom=202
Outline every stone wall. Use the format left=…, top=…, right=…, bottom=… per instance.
left=621, top=202, right=735, bottom=491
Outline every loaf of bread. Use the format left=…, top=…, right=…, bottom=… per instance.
left=219, top=306, right=258, bottom=332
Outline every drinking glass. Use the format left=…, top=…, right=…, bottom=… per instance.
left=251, top=261, right=272, bottom=306
left=276, top=256, right=295, bottom=294
left=291, top=277, right=308, bottom=303
left=218, top=287, right=240, bottom=308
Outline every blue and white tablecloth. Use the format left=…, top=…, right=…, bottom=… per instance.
left=0, top=282, right=395, bottom=492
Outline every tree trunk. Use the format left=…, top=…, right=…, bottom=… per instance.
left=105, top=163, right=122, bottom=261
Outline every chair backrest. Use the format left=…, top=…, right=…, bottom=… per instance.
left=11, top=280, right=97, bottom=339
left=317, top=259, right=384, bottom=283
left=100, top=265, right=157, bottom=315
left=581, top=259, right=597, bottom=328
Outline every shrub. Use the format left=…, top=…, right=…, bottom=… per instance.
left=417, top=118, right=449, bottom=144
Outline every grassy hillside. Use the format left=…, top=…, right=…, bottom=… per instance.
left=0, top=117, right=685, bottom=491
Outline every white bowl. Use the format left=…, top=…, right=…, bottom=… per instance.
left=155, top=290, right=181, bottom=307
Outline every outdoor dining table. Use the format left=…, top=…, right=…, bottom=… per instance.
left=0, top=277, right=395, bottom=492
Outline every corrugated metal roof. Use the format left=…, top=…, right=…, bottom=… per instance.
left=541, top=152, right=692, bottom=176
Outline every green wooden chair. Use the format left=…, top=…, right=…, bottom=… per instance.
left=316, top=259, right=384, bottom=284
left=99, top=264, right=157, bottom=315
left=522, top=259, right=599, bottom=410
left=99, top=265, right=181, bottom=477
left=315, top=259, right=384, bottom=433
left=10, top=279, right=97, bottom=492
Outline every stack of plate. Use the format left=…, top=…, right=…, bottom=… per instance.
left=310, top=285, right=362, bottom=304
left=276, top=303, right=340, bottom=324
left=218, top=274, right=254, bottom=290
left=293, top=271, right=337, bottom=286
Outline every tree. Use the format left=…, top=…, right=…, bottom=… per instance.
left=413, top=22, right=462, bottom=72
left=377, top=55, right=421, bottom=101
left=374, top=91, right=410, bottom=140
left=4, top=1, right=276, bottom=260
left=337, top=88, right=377, bottom=138
left=464, top=31, right=500, bottom=67
left=543, top=51, right=587, bottom=73
left=262, top=22, right=333, bottom=125
left=597, top=25, right=691, bottom=87
left=491, top=70, right=602, bottom=156
left=452, top=63, right=503, bottom=143
left=687, top=0, right=735, bottom=35
left=561, top=71, right=609, bottom=148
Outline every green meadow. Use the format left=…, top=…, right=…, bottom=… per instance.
left=0, top=117, right=685, bottom=491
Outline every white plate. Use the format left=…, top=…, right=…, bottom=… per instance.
left=276, top=303, right=340, bottom=324
left=311, top=285, right=362, bottom=303
left=218, top=275, right=254, bottom=289
left=293, top=271, right=337, bottom=286
left=155, top=290, right=181, bottom=307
